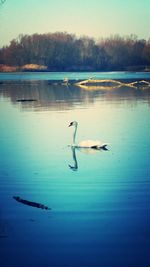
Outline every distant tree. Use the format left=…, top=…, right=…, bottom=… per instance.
left=0, top=32, right=150, bottom=71
left=0, top=47, right=4, bottom=63
left=142, top=39, right=150, bottom=65
left=99, top=35, right=130, bottom=70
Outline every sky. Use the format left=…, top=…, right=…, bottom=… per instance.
left=0, top=0, right=150, bottom=47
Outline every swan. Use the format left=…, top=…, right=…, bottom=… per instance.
left=69, top=121, right=108, bottom=150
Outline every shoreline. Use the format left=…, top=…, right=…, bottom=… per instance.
left=0, top=64, right=150, bottom=73
left=0, top=69, right=150, bottom=73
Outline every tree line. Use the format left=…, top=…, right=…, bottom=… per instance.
left=0, top=32, right=150, bottom=71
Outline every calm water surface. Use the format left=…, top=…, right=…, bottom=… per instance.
left=0, top=73, right=150, bottom=267
left=0, top=71, right=150, bottom=81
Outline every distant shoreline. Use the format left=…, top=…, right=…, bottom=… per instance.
left=0, top=64, right=150, bottom=73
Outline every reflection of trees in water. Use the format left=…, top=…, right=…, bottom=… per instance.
left=0, top=81, right=150, bottom=110
left=0, top=82, right=95, bottom=110
left=106, top=86, right=150, bottom=104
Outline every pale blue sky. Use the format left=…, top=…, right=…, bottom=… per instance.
left=0, top=0, right=150, bottom=47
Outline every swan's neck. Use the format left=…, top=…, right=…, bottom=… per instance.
left=73, top=124, right=77, bottom=145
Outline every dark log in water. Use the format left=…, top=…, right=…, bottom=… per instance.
left=16, top=99, right=37, bottom=102
left=13, top=196, right=51, bottom=210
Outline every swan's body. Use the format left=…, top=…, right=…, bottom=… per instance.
left=69, top=121, right=108, bottom=150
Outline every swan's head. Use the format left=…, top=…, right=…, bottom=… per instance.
left=69, top=121, right=78, bottom=127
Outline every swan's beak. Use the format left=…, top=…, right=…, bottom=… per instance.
left=68, top=122, right=72, bottom=127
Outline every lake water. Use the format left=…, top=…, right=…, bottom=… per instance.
left=0, top=72, right=150, bottom=267
left=0, top=70, right=150, bottom=81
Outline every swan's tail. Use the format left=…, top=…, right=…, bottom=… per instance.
left=100, top=144, right=108, bottom=150
left=91, top=144, right=108, bottom=150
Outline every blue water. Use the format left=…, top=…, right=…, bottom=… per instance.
left=0, top=71, right=150, bottom=81
left=0, top=74, right=150, bottom=267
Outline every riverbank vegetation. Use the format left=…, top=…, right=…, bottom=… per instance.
left=0, top=32, right=150, bottom=72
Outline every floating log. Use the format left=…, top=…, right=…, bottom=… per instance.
left=16, top=99, right=37, bottom=102
left=13, top=196, right=51, bottom=210
left=76, top=79, right=123, bottom=86
left=75, top=78, right=150, bottom=90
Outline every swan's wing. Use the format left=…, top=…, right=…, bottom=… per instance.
left=78, top=140, right=103, bottom=148
left=78, top=140, right=108, bottom=150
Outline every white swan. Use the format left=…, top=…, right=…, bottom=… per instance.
left=69, top=121, right=108, bottom=150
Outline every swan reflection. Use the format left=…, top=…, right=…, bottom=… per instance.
left=69, top=146, right=78, bottom=171
left=69, top=145, right=108, bottom=171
